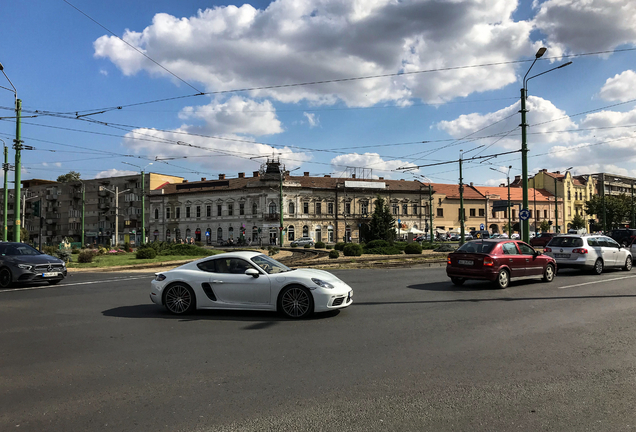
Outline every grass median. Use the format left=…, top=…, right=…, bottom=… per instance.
left=66, top=251, right=221, bottom=269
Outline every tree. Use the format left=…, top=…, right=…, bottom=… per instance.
left=56, top=171, right=81, bottom=183
left=539, top=220, right=550, bottom=233
left=570, top=214, right=586, bottom=230
left=367, top=195, right=396, bottom=242
left=585, top=194, right=633, bottom=230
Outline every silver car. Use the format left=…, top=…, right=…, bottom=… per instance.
left=290, top=237, right=314, bottom=247
left=544, top=234, right=632, bottom=274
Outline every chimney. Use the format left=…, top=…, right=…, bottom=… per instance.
left=183, top=179, right=188, bottom=183
left=500, top=183, right=506, bottom=187
left=304, top=172, right=309, bottom=177
left=253, top=171, right=259, bottom=178
left=400, top=179, right=405, bottom=181
left=470, top=182, right=474, bottom=187
left=219, top=174, right=225, bottom=180
left=514, top=175, right=520, bottom=182
left=324, top=175, right=331, bottom=178
left=379, top=177, right=384, bottom=180
left=201, top=177, right=206, bottom=181
left=556, top=171, right=560, bottom=174
left=238, top=172, right=245, bottom=178
left=352, top=174, right=356, bottom=179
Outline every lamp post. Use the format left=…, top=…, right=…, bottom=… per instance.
left=122, top=161, right=153, bottom=245
left=0, top=138, right=9, bottom=242
left=554, top=166, right=572, bottom=233
left=521, top=48, right=572, bottom=243
left=491, top=166, right=513, bottom=238
left=100, top=186, right=130, bottom=248
left=0, top=61, right=23, bottom=242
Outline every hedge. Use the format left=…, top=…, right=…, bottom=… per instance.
left=343, top=243, right=363, bottom=256
left=404, top=243, right=423, bottom=254
left=315, top=241, right=326, bottom=249
left=136, top=248, right=157, bottom=259
left=329, top=250, right=340, bottom=259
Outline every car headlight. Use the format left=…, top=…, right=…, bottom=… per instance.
left=155, top=274, right=167, bottom=281
left=18, top=264, right=33, bottom=271
left=311, top=278, right=334, bottom=289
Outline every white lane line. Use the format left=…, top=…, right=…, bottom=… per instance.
left=558, top=274, right=636, bottom=289
left=0, top=275, right=153, bottom=293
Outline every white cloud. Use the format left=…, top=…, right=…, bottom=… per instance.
left=534, top=0, right=636, bottom=54
left=94, top=169, right=138, bottom=179
left=329, top=152, right=420, bottom=179
left=54, top=162, right=62, bottom=167
left=99, top=69, right=108, bottom=76
left=598, top=70, right=636, bottom=102
left=303, top=112, right=319, bottom=128
left=94, top=0, right=538, bottom=106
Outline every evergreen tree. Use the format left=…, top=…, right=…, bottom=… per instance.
left=368, top=195, right=396, bottom=242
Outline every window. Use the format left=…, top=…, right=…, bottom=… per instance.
left=328, top=203, right=334, bottom=214
left=361, top=202, right=369, bottom=215
left=437, top=208, right=444, bottom=217
left=206, top=205, right=211, bottom=217
left=154, top=209, right=159, bottom=219
left=512, top=209, right=516, bottom=219
left=288, top=202, right=295, bottom=214
left=186, top=206, right=191, bottom=218
left=316, top=203, right=322, bottom=215
left=479, top=208, right=485, bottom=217
left=413, top=204, right=418, bottom=215
left=518, top=243, right=535, bottom=255
left=470, top=208, right=476, bottom=217
left=217, top=205, right=222, bottom=216
left=166, top=229, right=171, bottom=239
left=403, top=204, right=408, bottom=215
left=252, top=203, right=258, bottom=215
left=392, top=204, right=398, bottom=215
left=239, top=203, right=245, bottom=216
left=303, top=202, right=309, bottom=214
left=303, top=225, right=309, bottom=236
left=166, top=208, right=171, bottom=219
left=228, top=227, right=234, bottom=238
left=176, top=207, right=181, bottom=219
left=544, top=209, right=548, bottom=219
left=196, top=206, right=201, bottom=218
left=269, top=202, right=277, bottom=214
left=345, top=202, right=351, bottom=214
left=568, top=190, right=571, bottom=200
left=502, top=242, right=519, bottom=255
left=529, top=210, right=533, bottom=219
left=228, top=204, right=233, bottom=216
left=288, top=226, right=295, bottom=241
left=492, top=209, right=497, bottom=218
left=217, top=227, right=223, bottom=241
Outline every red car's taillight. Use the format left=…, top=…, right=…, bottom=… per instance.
left=447, top=255, right=452, bottom=265
left=544, top=247, right=551, bottom=252
left=572, top=248, right=588, bottom=254
left=483, top=257, right=494, bottom=266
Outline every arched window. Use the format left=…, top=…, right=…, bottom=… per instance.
left=166, top=207, right=171, bottom=219
left=303, top=225, right=309, bottom=236
left=288, top=225, right=295, bottom=241
left=269, top=202, right=277, bottom=214
left=345, top=225, right=352, bottom=242
left=288, top=202, right=295, bottom=214
left=206, top=228, right=211, bottom=244
left=217, top=227, right=223, bottom=242
left=315, top=226, right=322, bottom=242
left=229, top=227, right=234, bottom=239
left=154, top=208, right=159, bottom=220
left=328, top=226, right=334, bottom=242
left=175, top=228, right=181, bottom=240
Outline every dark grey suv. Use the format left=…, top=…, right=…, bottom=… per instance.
left=0, top=243, right=67, bottom=288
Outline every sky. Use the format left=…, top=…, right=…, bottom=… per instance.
left=1, top=0, right=636, bottom=188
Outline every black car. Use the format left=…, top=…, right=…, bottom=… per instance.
left=0, top=243, right=67, bottom=288
left=610, top=229, right=636, bottom=247
left=469, top=230, right=491, bottom=239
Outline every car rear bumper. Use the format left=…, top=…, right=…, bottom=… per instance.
left=446, top=265, right=499, bottom=281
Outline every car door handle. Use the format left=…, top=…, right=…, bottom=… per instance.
left=525, top=258, right=530, bottom=262
left=509, top=259, right=513, bottom=262
left=212, top=280, right=224, bottom=284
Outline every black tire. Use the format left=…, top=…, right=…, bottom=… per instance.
left=0, top=267, right=12, bottom=288
left=592, top=258, right=604, bottom=275
left=278, top=285, right=314, bottom=319
left=543, top=264, right=555, bottom=282
left=623, top=256, right=632, bottom=271
left=48, top=279, right=63, bottom=285
left=163, top=283, right=196, bottom=315
left=494, top=269, right=510, bottom=289
left=450, top=277, right=465, bottom=286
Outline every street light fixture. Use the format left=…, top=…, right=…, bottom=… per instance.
left=122, top=161, right=153, bottom=245
left=520, top=48, right=572, bottom=243
left=490, top=166, right=513, bottom=237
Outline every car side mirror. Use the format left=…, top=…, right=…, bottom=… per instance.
left=245, top=268, right=260, bottom=278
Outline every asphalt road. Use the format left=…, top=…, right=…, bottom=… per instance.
left=2, top=266, right=636, bottom=431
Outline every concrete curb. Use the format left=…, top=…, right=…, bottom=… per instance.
left=67, top=260, right=193, bottom=273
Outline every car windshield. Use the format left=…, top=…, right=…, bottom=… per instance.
left=0, top=244, right=42, bottom=256
left=251, top=254, right=292, bottom=274
left=548, top=237, right=583, bottom=247
left=456, top=241, right=496, bottom=254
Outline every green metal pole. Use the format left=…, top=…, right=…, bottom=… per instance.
left=459, top=157, right=465, bottom=245
left=631, top=183, right=634, bottom=229
left=554, top=176, right=559, bottom=233
left=141, top=170, right=145, bottom=245
left=429, top=184, right=434, bottom=244
left=3, top=145, right=8, bottom=241
left=81, top=183, right=85, bottom=247
left=521, top=88, right=530, bottom=243
left=279, top=172, right=284, bottom=247
left=13, top=98, right=21, bottom=243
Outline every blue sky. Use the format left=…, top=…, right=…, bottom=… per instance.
left=1, top=0, right=636, bottom=187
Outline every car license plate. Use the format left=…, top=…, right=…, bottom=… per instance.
left=42, top=272, right=58, bottom=277
left=554, top=254, right=570, bottom=258
left=458, top=260, right=474, bottom=265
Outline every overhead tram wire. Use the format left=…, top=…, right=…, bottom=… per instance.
left=61, top=0, right=203, bottom=95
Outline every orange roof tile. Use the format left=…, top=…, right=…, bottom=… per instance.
left=474, top=186, right=557, bottom=202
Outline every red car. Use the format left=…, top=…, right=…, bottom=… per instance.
left=529, top=232, right=557, bottom=248
left=446, top=239, right=557, bottom=289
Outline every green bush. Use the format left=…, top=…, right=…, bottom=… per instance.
left=329, top=250, right=339, bottom=259
left=304, top=244, right=311, bottom=248
left=159, top=244, right=211, bottom=256
left=335, top=242, right=346, bottom=251
left=43, top=246, right=57, bottom=256
left=326, top=245, right=334, bottom=250
left=136, top=248, right=157, bottom=259
left=420, top=242, right=437, bottom=250
left=195, top=241, right=203, bottom=247
left=71, top=248, right=80, bottom=254
left=364, top=239, right=391, bottom=250
left=268, top=246, right=280, bottom=256
left=404, top=243, right=423, bottom=254
left=315, top=241, right=326, bottom=249
left=393, top=241, right=408, bottom=252
left=54, top=250, right=72, bottom=262
left=364, top=246, right=402, bottom=255
left=343, top=243, right=363, bottom=257
left=77, top=250, right=95, bottom=263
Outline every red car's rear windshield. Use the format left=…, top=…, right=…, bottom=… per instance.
left=456, top=242, right=497, bottom=254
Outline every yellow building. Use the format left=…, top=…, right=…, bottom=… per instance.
left=526, top=169, right=596, bottom=232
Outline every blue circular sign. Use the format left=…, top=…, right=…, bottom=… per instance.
left=519, top=209, right=531, bottom=221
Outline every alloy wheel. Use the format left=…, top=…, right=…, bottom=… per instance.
left=281, top=287, right=311, bottom=318
left=165, top=285, right=193, bottom=314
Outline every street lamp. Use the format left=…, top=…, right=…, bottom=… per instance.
left=0, top=137, right=9, bottom=241
left=122, top=161, right=153, bottom=245
left=491, top=166, right=513, bottom=237
left=100, top=186, right=131, bottom=248
left=0, top=61, right=23, bottom=242
left=554, top=166, right=573, bottom=233
left=520, top=48, right=572, bottom=243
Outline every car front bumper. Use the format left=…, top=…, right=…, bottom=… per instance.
left=312, top=282, right=353, bottom=312
left=15, top=268, right=67, bottom=283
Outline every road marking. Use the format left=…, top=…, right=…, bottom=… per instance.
left=0, top=275, right=153, bottom=293
left=558, top=274, right=636, bottom=289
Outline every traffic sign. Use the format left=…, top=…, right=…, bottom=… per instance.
left=480, top=223, right=485, bottom=230
left=519, top=209, right=530, bottom=221
left=397, top=219, right=401, bottom=224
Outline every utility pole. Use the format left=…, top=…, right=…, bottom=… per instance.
left=601, top=173, right=606, bottom=233
left=13, top=98, right=22, bottom=242
left=38, top=197, right=42, bottom=251
left=429, top=184, right=434, bottom=243
left=2, top=144, right=8, bottom=241
left=81, top=182, right=85, bottom=247
left=279, top=170, right=284, bottom=247
left=140, top=171, right=145, bottom=245
left=459, top=153, right=465, bottom=245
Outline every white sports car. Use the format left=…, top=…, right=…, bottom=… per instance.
left=150, top=251, right=353, bottom=319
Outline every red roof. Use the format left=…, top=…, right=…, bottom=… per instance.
left=474, top=186, right=557, bottom=202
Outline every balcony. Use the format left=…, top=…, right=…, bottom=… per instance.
left=264, top=213, right=280, bottom=221
left=46, top=194, right=58, bottom=200
left=99, top=202, right=110, bottom=210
